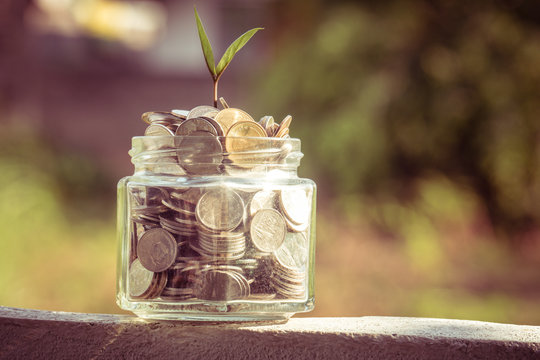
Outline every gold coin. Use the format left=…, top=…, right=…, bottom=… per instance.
left=225, top=121, right=267, bottom=166
left=227, top=120, right=266, bottom=138
left=214, top=108, right=255, bottom=135
left=225, top=121, right=266, bottom=150
left=275, top=115, right=292, bottom=138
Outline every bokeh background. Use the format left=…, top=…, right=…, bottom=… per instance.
left=1, top=0, right=539, bottom=324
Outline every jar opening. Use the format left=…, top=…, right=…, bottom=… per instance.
left=129, top=136, right=303, bottom=177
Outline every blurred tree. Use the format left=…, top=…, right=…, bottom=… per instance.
left=256, top=0, right=540, bottom=238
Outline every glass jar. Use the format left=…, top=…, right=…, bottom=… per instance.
left=116, top=135, right=316, bottom=321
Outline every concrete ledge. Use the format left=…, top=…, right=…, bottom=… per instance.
left=0, top=306, right=538, bottom=359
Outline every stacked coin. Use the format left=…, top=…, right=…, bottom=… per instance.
left=160, top=262, right=196, bottom=300
left=271, top=232, right=309, bottom=299
left=127, top=183, right=312, bottom=301
left=194, top=267, right=251, bottom=301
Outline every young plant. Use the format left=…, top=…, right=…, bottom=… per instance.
left=194, top=7, right=263, bottom=107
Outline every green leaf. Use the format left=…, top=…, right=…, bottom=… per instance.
left=194, top=6, right=216, bottom=77
left=215, top=27, right=263, bottom=77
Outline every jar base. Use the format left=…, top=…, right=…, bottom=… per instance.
left=133, top=311, right=292, bottom=322
left=118, top=295, right=314, bottom=322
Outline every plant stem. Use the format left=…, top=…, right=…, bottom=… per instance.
left=213, top=78, right=219, bottom=108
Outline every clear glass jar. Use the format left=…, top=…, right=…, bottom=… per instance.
left=116, top=135, right=316, bottom=321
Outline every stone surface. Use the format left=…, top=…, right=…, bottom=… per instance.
left=0, top=306, right=539, bottom=359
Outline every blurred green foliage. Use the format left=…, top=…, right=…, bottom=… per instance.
left=0, top=125, right=117, bottom=313
left=255, top=0, right=540, bottom=237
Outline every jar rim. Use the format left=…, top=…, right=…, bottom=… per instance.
left=131, top=135, right=300, bottom=143
left=129, top=135, right=303, bottom=176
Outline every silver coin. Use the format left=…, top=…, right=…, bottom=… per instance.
left=176, top=131, right=223, bottom=175
left=162, top=199, right=196, bottom=216
left=129, top=259, right=155, bottom=298
left=144, top=123, right=175, bottom=136
left=258, top=115, right=275, bottom=137
left=152, top=156, right=186, bottom=175
left=175, top=118, right=219, bottom=136
left=187, top=105, right=220, bottom=120
left=249, top=190, right=278, bottom=216
left=195, top=270, right=245, bottom=301
left=274, top=231, right=308, bottom=271
left=250, top=209, right=286, bottom=253
left=171, top=109, right=189, bottom=118
left=279, top=188, right=310, bottom=225
left=285, top=216, right=309, bottom=232
left=142, top=111, right=185, bottom=125
left=137, top=228, right=178, bottom=272
left=147, top=271, right=168, bottom=298
left=198, top=116, right=225, bottom=136
left=196, top=188, right=245, bottom=231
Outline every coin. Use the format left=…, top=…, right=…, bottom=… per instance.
left=142, top=111, right=185, bottom=125
left=269, top=123, right=279, bottom=137
left=285, top=216, right=309, bottom=232
left=250, top=209, right=286, bottom=253
left=195, top=269, right=246, bottom=300
left=279, top=188, right=310, bottom=225
left=144, top=123, right=175, bottom=137
left=187, top=105, right=219, bottom=119
left=214, top=108, right=255, bottom=135
left=153, top=156, right=186, bottom=175
left=171, top=109, right=189, bottom=118
left=259, top=116, right=275, bottom=137
left=198, top=116, right=225, bottom=136
left=274, top=231, right=308, bottom=270
left=249, top=190, right=278, bottom=216
left=175, top=131, right=223, bottom=175
left=196, top=188, right=245, bottom=231
left=225, top=122, right=267, bottom=166
left=277, top=127, right=289, bottom=138
left=226, top=120, right=266, bottom=139
left=219, top=97, right=229, bottom=109
left=147, top=271, right=168, bottom=298
left=275, top=115, right=292, bottom=138
left=175, top=117, right=220, bottom=136
left=137, top=228, right=178, bottom=272
left=129, top=259, right=155, bottom=298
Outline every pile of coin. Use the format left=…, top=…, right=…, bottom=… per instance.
left=140, top=101, right=293, bottom=175
left=127, top=184, right=312, bottom=302
left=126, top=103, right=312, bottom=303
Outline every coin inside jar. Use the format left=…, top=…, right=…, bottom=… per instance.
left=195, top=188, right=245, bottom=231
left=249, top=190, right=278, bottom=216
left=129, top=259, right=156, bottom=298
left=279, top=188, right=310, bottom=225
left=250, top=208, right=286, bottom=253
left=137, top=228, right=178, bottom=272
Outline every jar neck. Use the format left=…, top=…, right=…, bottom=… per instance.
left=129, top=136, right=303, bottom=178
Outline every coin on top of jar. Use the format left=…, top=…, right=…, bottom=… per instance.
left=214, top=108, right=255, bottom=135
left=187, top=105, right=219, bottom=120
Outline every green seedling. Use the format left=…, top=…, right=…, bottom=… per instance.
left=194, top=7, right=263, bottom=107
